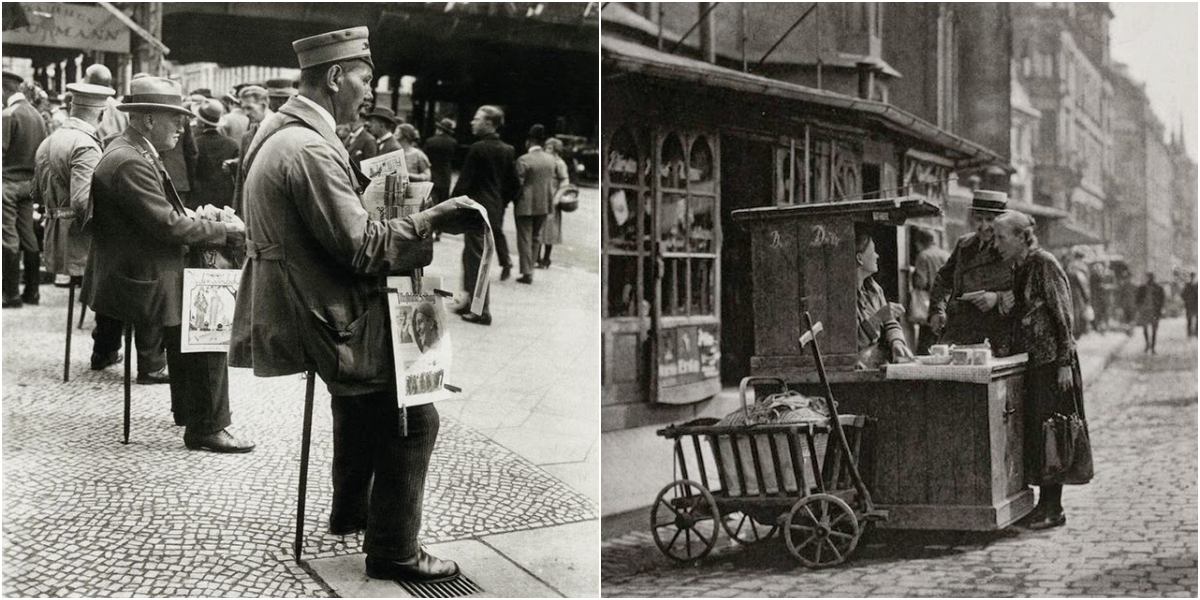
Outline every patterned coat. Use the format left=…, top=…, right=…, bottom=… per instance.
left=1011, top=247, right=1076, bottom=367
left=32, top=118, right=102, bottom=276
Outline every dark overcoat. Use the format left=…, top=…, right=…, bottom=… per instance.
left=451, top=133, right=519, bottom=211
left=228, top=97, right=434, bottom=396
left=930, top=232, right=1015, bottom=353
left=82, top=128, right=230, bottom=326
left=190, top=127, right=239, bottom=210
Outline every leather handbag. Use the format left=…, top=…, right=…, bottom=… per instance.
left=1041, top=394, right=1094, bottom=484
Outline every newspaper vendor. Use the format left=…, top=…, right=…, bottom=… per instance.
left=855, top=225, right=914, bottom=369
left=229, top=26, right=485, bottom=584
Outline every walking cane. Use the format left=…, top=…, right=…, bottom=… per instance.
left=63, top=280, right=75, bottom=382
left=77, top=299, right=87, bottom=329
left=294, top=369, right=316, bottom=563
left=122, top=324, right=132, bottom=444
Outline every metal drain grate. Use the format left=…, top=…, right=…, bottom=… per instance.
left=395, top=575, right=482, bottom=598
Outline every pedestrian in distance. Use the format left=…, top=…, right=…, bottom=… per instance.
left=229, top=26, right=485, bottom=584
left=909, top=227, right=949, bottom=355
left=2, top=69, right=48, bottom=309
left=929, top=190, right=1016, bottom=355
left=992, top=211, right=1092, bottom=530
left=453, top=104, right=519, bottom=324
left=365, top=105, right=401, bottom=154
left=513, top=124, right=558, bottom=284
left=189, top=99, right=240, bottom=211
left=343, top=108, right=378, bottom=170
left=424, top=117, right=457, bottom=206
left=1182, top=272, right=1197, bottom=338
left=82, top=76, right=255, bottom=453
left=397, top=124, right=431, bottom=183
left=1064, top=250, right=1092, bottom=339
left=1135, top=272, right=1166, bottom=353
left=537, top=136, right=571, bottom=269
left=264, top=78, right=296, bottom=113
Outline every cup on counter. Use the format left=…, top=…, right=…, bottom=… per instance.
left=972, top=349, right=992, bottom=365
left=930, top=344, right=950, bottom=356
left=951, top=348, right=973, bottom=365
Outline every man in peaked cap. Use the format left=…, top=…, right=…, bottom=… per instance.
left=929, top=189, right=1016, bottom=354
left=264, top=78, right=296, bottom=113
left=229, top=26, right=483, bottom=583
left=82, top=76, right=255, bottom=453
left=2, top=69, right=48, bottom=308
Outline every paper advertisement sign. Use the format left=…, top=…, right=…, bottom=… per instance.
left=387, top=275, right=453, bottom=406
left=181, top=268, right=242, bottom=353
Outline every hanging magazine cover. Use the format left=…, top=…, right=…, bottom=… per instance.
left=180, top=268, right=241, bottom=353
left=387, top=275, right=453, bottom=406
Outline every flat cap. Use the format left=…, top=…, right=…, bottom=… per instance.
left=265, top=77, right=297, bottom=98
left=66, top=82, right=115, bottom=108
left=292, top=26, right=373, bottom=70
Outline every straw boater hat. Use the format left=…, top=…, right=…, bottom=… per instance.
left=292, top=26, right=374, bottom=70
left=192, top=98, right=226, bottom=127
left=2, top=70, right=23, bottom=84
left=116, top=77, right=192, bottom=116
left=65, top=82, right=115, bottom=108
left=264, top=78, right=297, bottom=99
left=971, top=190, right=1008, bottom=214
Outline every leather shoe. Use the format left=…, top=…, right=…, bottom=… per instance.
left=91, top=351, right=123, bottom=371
left=516, top=274, right=533, bottom=284
left=329, top=518, right=367, bottom=536
left=183, top=428, right=256, bottom=453
left=136, top=366, right=170, bottom=385
left=20, top=290, right=38, bottom=305
left=453, top=304, right=473, bottom=316
left=366, top=550, right=460, bottom=583
left=1025, top=509, right=1065, bottom=530
left=2, top=295, right=22, bottom=308
left=461, top=312, right=492, bottom=326
left=500, top=266, right=511, bottom=281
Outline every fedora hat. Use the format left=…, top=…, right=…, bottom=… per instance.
left=436, top=118, right=456, bottom=134
left=117, top=77, right=192, bottom=116
left=2, top=70, right=23, bottom=84
left=192, top=98, right=226, bottom=127
left=65, top=82, right=115, bottom=109
left=366, top=105, right=397, bottom=125
left=971, top=190, right=1008, bottom=214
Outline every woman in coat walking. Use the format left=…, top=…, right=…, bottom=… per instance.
left=537, top=137, right=571, bottom=268
left=992, top=211, right=1093, bottom=530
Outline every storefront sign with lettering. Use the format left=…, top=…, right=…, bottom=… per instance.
left=4, top=3, right=130, bottom=54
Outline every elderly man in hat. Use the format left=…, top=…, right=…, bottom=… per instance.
left=230, top=26, right=484, bottom=583
left=264, top=78, right=297, bottom=113
left=929, top=190, right=1017, bottom=355
left=83, top=76, right=255, bottom=453
left=365, top=105, right=401, bottom=154
left=190, top=98, right=239, bottom=210
left=513, top=124, right=558, bottom=285
left=2, top=69, right=48, bottom=308
left=82, top=65, right=129, bottom=144
left=33, top=81, right=112, bottom=297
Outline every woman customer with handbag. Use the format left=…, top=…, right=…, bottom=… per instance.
left=992, top=211, right=1094, bottom=530
left=536, top=137, right=573, bottom=269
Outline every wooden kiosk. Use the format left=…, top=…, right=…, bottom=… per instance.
left=730, top=197, right=1034, bottom=531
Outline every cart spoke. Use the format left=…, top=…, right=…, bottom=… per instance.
left=814, top=538, right=823, bottom=563
left=693, top=528, right=711, bottom=547
left=655, top=521, right=678, bottom=530
left=793, top=530, right=819, bottom=553
left=734, top=514, right=748, bottom=538
left=829, top=511, right=850, bottom=528
left=684, top=529, right=693, bottom=557
left=803, top=505, right=819, bottom=525
left=825, top=538, right=844, bottom=562
left=828, top=530, right=855, bottom=542
left=667, top=528, right=683, bottom=552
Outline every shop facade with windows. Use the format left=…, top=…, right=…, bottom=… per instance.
left=600, top=34, right=1004, bottom=519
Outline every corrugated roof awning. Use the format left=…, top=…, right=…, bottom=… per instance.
left=602, top=35, right=1007, bottom=170
left=1009, top=200, right=1069, bottom=220
left=1043, top=219, right=1105, bottom=248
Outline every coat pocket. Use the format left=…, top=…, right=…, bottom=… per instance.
left=304, top=300, right=391, bottom=384
left=90, top=272, right=162, bottom=324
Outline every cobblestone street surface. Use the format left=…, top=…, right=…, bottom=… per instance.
left=2, top=190, right=600, bottom=597
left=601, top=318, right=1198, bottom=597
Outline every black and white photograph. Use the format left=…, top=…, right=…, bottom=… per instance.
left=2, top=2, right=599, bottom=597
left=599, top=2, right=1198, bottom=597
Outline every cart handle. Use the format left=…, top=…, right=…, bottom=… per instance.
left=798, top=321, right=824, bottom=350
left=737, top=376, right=788, bottom=421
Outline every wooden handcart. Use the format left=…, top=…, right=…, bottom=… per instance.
left=650, top=316, right=887, bottom=568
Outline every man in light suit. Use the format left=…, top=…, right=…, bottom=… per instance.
left=513, top=124, right=559, bottom=284
left=343, top=110, right=377, bottom=170
left=82, top=76, right=254, bottom=453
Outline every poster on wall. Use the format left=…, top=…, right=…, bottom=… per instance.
left=180, top=269, right=241, bottom=353
left=386, top=275, right=453, bottom=406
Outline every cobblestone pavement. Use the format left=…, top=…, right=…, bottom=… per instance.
left=2, top=254, right=598, bottom=595
left=601, top=318, right=1198, bottom=597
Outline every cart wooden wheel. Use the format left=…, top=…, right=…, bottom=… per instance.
left=784, top=493, right=860, bottom=568
left=650, top=480, right=720, bottom=562
left=722, top=511, right=779, bottom=546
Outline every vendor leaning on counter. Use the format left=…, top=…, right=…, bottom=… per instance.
left=929, top=190, right=1016, bottom=355
left=856, top=225, right=914, bottom=369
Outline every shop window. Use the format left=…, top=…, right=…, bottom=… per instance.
left=604, top=127, right=650, bottom=318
